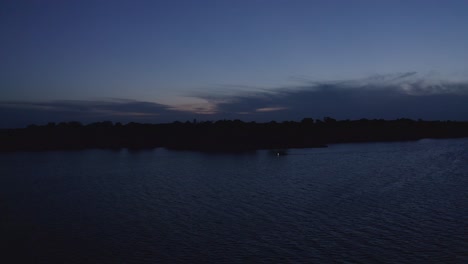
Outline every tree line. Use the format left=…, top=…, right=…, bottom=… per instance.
left=1, top=118, right=468, bottom=151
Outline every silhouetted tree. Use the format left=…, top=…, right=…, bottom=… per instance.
left=1, top=118, right=468, bottom=152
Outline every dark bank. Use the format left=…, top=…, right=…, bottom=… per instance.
left=1, top=118, right=468, bottom=152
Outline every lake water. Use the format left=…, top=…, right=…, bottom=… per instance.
left=1, top=139, right=467, bottom=263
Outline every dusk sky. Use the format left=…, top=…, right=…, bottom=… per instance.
left=1, top=0, right=468, bottom=127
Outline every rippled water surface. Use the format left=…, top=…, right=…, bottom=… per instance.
left=1, top=139, right=467, bottom=263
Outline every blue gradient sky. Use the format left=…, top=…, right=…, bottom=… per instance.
left=1, top=0, right=468, bottom=127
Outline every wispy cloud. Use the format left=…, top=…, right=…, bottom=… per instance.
left=2, top=73, right=468, bottom=128
left=0, top=99, right=170, bottom=116
left=255, top=107, right=288, bottom=112
left=190, top=72, right=468, bottom=121
left=0, top=99, right=192, bottom=128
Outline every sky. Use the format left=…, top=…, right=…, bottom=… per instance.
left=1, top=0, right=468, bottom=127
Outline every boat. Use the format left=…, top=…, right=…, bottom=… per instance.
left=271, top=149, right=288, bottom=156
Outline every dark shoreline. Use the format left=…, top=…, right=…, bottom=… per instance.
left=1, top=118, right=468, bottom=152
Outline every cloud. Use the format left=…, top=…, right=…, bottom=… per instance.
left=2, top=72, right=468, bottom=128
left=1, top=99, right=169, bottom=114
left=0, top=99, right=193, bottom=128
left=342, top=72, right=468, bottom=95
left=255, top=107, right=288, bottom=112
left=191, top=72, right=468, bottom=121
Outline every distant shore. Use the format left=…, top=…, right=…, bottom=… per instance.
left=1, top=118, right=468, bottom=152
